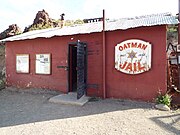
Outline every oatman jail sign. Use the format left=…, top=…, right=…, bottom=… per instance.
left=115, top=39, right=152, bottom=74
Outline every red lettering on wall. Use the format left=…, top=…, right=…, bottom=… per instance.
left=124, top=44, right=128, bottom=49
left=141, top=44, right=147, bottom=50
left=127, top=43, right=131, bottom=48
left=125, top=63, right=132, bottom=71
left=120, top=62, right=127, bottom=69
left=137, top=43, right=142, bottom=49
left=138, top=62, right=145, bottom=71
left=119, top=46, right=123, bottom=51
left=119, top=62, right=146, bottom=72
left=118, top=42, right=148, bottom=51
left=133, top=63, right=137, bottom=72
left=131, top=42, right=137, bottom=48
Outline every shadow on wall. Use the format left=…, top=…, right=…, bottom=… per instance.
left=150, top=114, right=180, bottom=135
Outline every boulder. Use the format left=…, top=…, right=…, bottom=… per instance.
left=155, top=104, right=170, bottom=111
left=0, top=24, right=22, bottom=39
left=24, top=9, right=61, bottom=32
left=33, top=9, right=52, bottom=24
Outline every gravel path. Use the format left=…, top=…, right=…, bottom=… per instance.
left=0, top=87, right=179, bottom=135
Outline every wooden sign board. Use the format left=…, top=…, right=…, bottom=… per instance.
left=115, top=39, right=152, bottom=74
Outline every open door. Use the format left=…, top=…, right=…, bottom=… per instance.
left=68, top=41, right=87, bottom=99
left=77, top=41, right=87, bottom=99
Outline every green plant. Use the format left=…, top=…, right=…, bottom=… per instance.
left=74, top=19, right=84, bottom=25
left=29, top=23, right=53, bottom=31
left=156, top=92, right=172, bottom=107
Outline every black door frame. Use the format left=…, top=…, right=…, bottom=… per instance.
left=68, top=41, right=88, bottom=96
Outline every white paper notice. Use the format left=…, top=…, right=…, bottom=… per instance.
left=16, top=54, right=29, bottom=73
left=36, top=54, right=51, bottom=74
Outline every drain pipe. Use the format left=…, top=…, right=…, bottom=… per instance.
left=102, top=9, right=106, bottom=99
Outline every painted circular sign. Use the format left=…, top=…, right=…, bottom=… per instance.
left=115, top=39, right=152, bottom=74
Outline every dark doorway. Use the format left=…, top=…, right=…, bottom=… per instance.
left=69, top=45, right=77, bottom=92
left=68, top=42, right=87, bottom=99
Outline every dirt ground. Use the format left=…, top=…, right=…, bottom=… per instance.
left=0, top=87, right=179, bottom=135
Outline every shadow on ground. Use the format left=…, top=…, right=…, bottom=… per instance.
left=150, top=114, right=180, bottom=134
left=0, top=87, right=179, bottom=135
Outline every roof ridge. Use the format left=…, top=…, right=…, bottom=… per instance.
left=0, top=13, right=178, bottom=42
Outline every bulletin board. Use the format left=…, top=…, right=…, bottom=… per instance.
left=16, top=54, right=29, bottom=73
left=35, top=54, right=51, bottom=74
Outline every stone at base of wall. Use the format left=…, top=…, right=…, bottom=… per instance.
left=155, top=104, right=170, bottom=111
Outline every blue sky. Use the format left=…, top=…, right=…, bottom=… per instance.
left=0, top=0, right=178, bottom=32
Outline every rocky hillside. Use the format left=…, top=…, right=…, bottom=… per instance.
left=0, top=9, right=84, bottom=37
left=0, top=24, right=22, bottom=40
left=0, top=9, right=59, bottom=39
left=23, top=9, right=84, bottom=32
left=24, top=9, right=62, bottom=32
left=0, top=24, right=20, bottom=89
